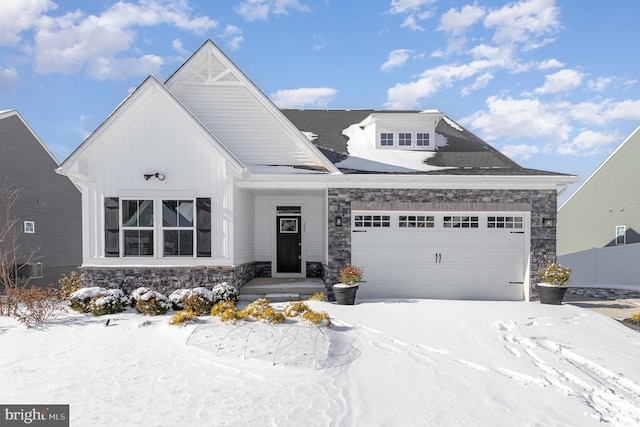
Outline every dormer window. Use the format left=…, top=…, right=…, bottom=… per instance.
left=381, top=133, right=394, bottom=146
left=399, top=133, right=412, bottom=146
left=417, top=133, right=430, bottom=147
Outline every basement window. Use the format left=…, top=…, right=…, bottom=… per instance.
left=24, top=221, right=35, bottom=233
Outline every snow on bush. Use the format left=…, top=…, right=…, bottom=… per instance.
left=68, top=287, right=110, bottom=313
left=212, top=282, right=238, bottom=304
left=86, top=289, right=129, bottom=316
left=131, top=287, right=170, bottom=316
left=168, top=288, right=191, bottom=310
left=182, top=287, right=215, bottom=315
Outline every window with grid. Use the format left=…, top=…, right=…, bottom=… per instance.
left=399, top=215, right=434, bottom=228
left=443, top=215, right=479, bottom=228
left=163, top=200, right=195, bottom=256
left=399, top=133, right=412, bottom=146
left=616, top=226, right=626, bottom=245
left=354, top=215, right=391, bottom=228
left=122, top=200, right=154, bottom=256
left=417, top=133, right=430, bottom=146
left=380, top=133, right=394, bottom=146
left=487, top=216, right=523, bottom=229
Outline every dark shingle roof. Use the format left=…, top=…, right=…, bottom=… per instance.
left=281, top=109, right=569, bottom=176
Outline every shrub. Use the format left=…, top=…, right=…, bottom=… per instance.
left=58, top=271, right=83, bottom=299
left=212, top=282, right=238, bottom=304
left=131, top=287, right=170, bottom=316
left=302, top=310, right=332, bottom=328
left=307, top=292, right=325, bottom=301
left=631, top=312, right=640, bottom=322
left=169, top=310, right=196, bottom=326
left=211, top=300, right=236, bottom=316
left=168, top=288, right=191, bottom=310
left=339, top=264, right=363, bottom=285
left=283, top=301, right=309, bottom=318
left=537, top=263, right=571, bottom=286
left=69, top=287, right=129, bottom=316
left=8, top=285, right=62, bottom=326
left=68, top=287, right=107, bottom=313
left=87, top=289, right=129, bottom=316
left=241, top=298, right=284, bottom=323
left=182, top=287, right=215, bottom=315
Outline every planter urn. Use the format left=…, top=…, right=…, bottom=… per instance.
left=537, top=283, right=568, bottom=305
left=333, top=284, right=359, bottom=305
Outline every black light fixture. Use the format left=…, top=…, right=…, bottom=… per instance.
left=542, top=217, right=554, bottom=228
left=144, top=172, right=166, bottom=181
left=335, top=216, right=343, bottom=227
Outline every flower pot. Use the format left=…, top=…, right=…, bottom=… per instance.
left=537, top=283, right=568, bottom=305
left=333, top=284, right=359, bottom=305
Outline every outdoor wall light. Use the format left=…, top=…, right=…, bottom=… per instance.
left=144, top=172, right=166, bottom=181
left=542, top=217, right=554, bottom=228
left=335, top=216, right=343, bottom=227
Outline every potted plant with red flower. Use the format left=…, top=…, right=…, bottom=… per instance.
left=333, top=264, right=363, bottom=305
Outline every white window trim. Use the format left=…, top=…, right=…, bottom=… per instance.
left=616, top=225, right=626, bottom=245
left=162, top=199, right=196, bottom=257
left=24, top=221, right=35, bottom=233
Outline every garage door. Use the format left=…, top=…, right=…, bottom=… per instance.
left=351, top=211, right=529, bottom=300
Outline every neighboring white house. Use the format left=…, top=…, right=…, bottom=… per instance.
left=57, top=40, right=577, bottom=301
left=558, top=124, right=640, bottom=288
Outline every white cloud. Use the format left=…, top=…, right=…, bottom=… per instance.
left=588, top=76, right=613, bottom=92
left=30, top=0, right=217, bottom=79
left=0, top=67, right=19, bottom=93
left=270, top=87, right=337, bottom=108
left=438, top=4, right=485, bottom=37
left=484, top=0, right=561, bottom=46
left=381, top=49, right=413, bottom=72
left=535, top=69, right=584, bottom=94
left=461, top=72, right=493, bottom=96
left=385, top=60, right=493, bottom=108
left=221, top=25, right=243, bottom=51
left=236, top=0, right=309, bottom=21
left=0, top=0, right=56, bottom=47
left=400, top=15, right=425, bottom=31
left=500, top=143, right=539, bottom=160
left=557, top=130, right=619, bottom=156
left=460, top=96, right=571, bottom=141
left=537, top=58, right=563, bottom=70
left=389, top=0, right=434, bottom=15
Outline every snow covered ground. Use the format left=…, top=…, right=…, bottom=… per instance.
left=2, top=299, right=640, bottom=426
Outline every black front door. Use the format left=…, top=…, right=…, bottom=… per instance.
left=276, top=216, right=301, bottom=273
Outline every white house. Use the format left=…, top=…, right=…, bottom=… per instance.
left=57, top=40, right=577, bottom=301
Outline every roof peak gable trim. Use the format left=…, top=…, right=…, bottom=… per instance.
left=558, top=123, right=640, bottom=211
left=57, top=75, right=246, bottom=178
left=165, top=40, right=340, bottom=174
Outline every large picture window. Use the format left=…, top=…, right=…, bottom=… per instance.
left=163, top=200, right=194, bottom=256
left=122, top=200, right=154, bottom=256
left=105, top=197, right=211, bottom=258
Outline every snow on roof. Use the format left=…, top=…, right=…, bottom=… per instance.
left=336, top=124, right=448, bottom=173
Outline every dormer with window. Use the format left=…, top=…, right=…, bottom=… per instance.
left=359, top=110, right=444, bottom=151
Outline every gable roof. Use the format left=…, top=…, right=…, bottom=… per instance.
left=282, top=109, right=572, bottom=176
left=1, top=110, right=60, bottom=165
left=57, top=75, right=246, bottom=180
left=165, top=40, right=339, bottom=174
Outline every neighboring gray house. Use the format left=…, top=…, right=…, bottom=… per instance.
left=558, top=124, right=640, bottom=256
left=557, top=125, right=640, bottom=288
left=56, top=40, right=577, bottom=301
left=0, top=110, right=82, bottom=287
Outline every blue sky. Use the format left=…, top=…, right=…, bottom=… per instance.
left=2, top=0, right=640, bottom=204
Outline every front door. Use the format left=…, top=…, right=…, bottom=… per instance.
left=276, top=215, right=302, bottom=274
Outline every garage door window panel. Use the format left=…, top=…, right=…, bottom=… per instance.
left=399, top=215, right=434, bottom=228
left=354, top=215, right=391, bottom=228
left=488, top=216, right=523, bottom=229
left=443, top=215, right=479, bottom=228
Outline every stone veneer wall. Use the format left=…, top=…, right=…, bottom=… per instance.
left=80, top=260, right=326, bottom=294
left=80, top=262, right=271, bottom=295
left=326, top=188, right=558, bottom=301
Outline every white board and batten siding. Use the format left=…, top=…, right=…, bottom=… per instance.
left=83, top=83, right=235, bottom=265
left=351, top=211, right=530, bottom=300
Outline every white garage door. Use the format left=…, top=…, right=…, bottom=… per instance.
left=351, top=211, right=529, bottom=300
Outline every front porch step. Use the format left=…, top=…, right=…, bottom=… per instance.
left=239, top=278, right=327, bottom=303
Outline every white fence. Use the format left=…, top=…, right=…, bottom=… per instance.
left=559, top=244, right=640, bottom=288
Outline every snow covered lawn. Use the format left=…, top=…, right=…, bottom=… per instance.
left=1, top=299, right=640, bottom=426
